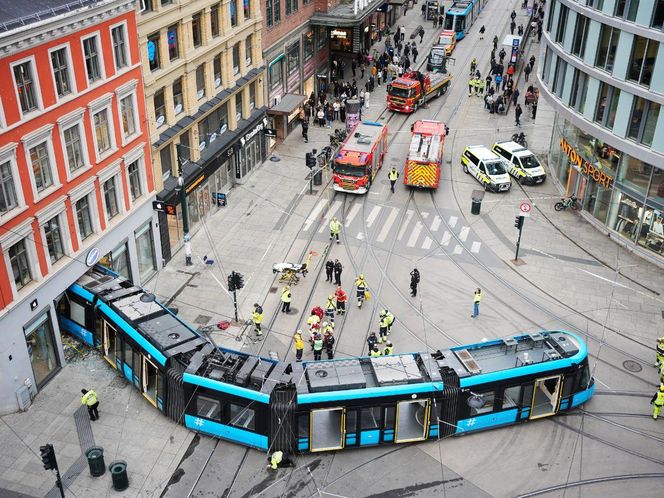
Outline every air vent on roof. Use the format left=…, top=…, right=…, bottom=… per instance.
left=453, top=349, right=482, bottom=374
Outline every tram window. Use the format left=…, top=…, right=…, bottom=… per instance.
left=230, top=403, right=255, bottom=431
left=69, top=299, right=86, bottom=326
left=469, top=391, right=495, bottom=416
left=579, top=363, right=591, bottom=389
left=158, top=371, right=166, bottom=401
left=196, top=395, right=221, bottom=421
left=346, top=410, right=357, bottom=433
left=384, top=406, right=395, bottom=430
left=122, top=339, right=132, bottom=366
left=360, top=407, right=382, bottom=430
left=502, top=386, right=521, bottom=409
left=522, top=384, right=534, bottom=407
left=298, top=413, right=310, bottom=438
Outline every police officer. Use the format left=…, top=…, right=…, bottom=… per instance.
left=388, top=167, right=399, bottom=193
left=281, top=286, right=291, bottom=313
left=313, top=333, right=324, bottom=360
left=325, top=295, right=336, bottom=322
left=355, top=274, right=368, bottom=308
left=325, top=259, right=335, bottom=282
left=329, top=216, right=341, bottom=243
left=267, top=450, right=293, bottom=470
left=324, top=330, right=335, bottom=359
left=650, top=384, right=664, bottom=420
left=370, top=345, right=382, bottom=357
left=251, top=303, right=264, bottom=336
left=655, top=337, right=664, bottom=368
left=335, top=286, right=347, bottom=314
left=383, top=341, right=394, bottom=356
left=470, top=57, right=477, bottom=76
left=472, top=288, right=482, bottom=318
left=378, top=311, right=389, bottom=343
left=294, top=331, right=304, bottom=362
left=410, top=268, right=420, bottom=296
left=81, top=388, right=100, bottom=421
left=367, top=331, right=378, bottom=352
left=385, top=309, right=395, bottom=333
left=333, top=259, right=343, bottom=286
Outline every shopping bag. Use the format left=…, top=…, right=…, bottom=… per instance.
left=365, top=291, right=371, bottom=301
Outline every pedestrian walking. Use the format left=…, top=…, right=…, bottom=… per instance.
left=510, top=9, right=517, bottom=21
left=294, top=331, right=304, bottom=362
left=335, top=286, right=347, bottom=314
left=301, top=119, right=309, bottom=143
left=352, top=59, right=357, bottom=77
left=531, top=101, right=538, bottom=120
left=400, top=25, right=405, bottom=41
left=651, top=384, right=664, bottom=420
left=334, top=259, right=343, bottom=285
left=383, top=341, right=394, bottom=356
left=412, top=46, right=418, bottom=63
left=529, top=55, right=536, bottom=71
left=524, top=63, right=531, bottom=81
left=439, top=14, right=444, bottom=27
left=378, top=311, right=389, bottom=343
left=81, top=389, right=100, bottom=421
left=433, top=14, right=438, bottom=28
left=499, top=48, right=506, bottom=63
left=656, top=337, right=664, bottom=367
left=515, top=103, right=523, bottom=126
left=512, top=88, right=520, bottom=105
left=493, top=35, right=498, bottom=50
left=468, top=76, right=474, bottom=97
left=510, top=20, right=516, bottom=35
left=329, top=216, right=341, bottom=243
left=410, top=268, right=420, bottom=296
left=360, top=63, right=365, bottom=79
left=388, top=167, right=399, bottom=193
left=419, top=28, right=424, bottom=43
left=471, top=288, right=482, bottom=318
left=281, top=286, right=292, bottom=313
left=479, top=25, right=485, bottom=39
left=252, top=303, right=264, bottom=336
left=325, top=260, right=334, bottom=282
left=313, top=333, right=324, bottom=360
left=355, top=274, right=368, bottom=308
left=518, top=24, right=524, bottom=36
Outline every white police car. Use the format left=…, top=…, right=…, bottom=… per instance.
left=461, top=146, right=512, bottom=192
left=492, top=141, right=546, bottom=185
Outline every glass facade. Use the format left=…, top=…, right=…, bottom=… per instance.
left=549, top=116, right=664, bottom=257
left=25, top=312, right=59, bottom=387
left=136, top=223, right=156, bottom=282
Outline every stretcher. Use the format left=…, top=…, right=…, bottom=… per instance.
left=272, top=252, right=315, bottom=285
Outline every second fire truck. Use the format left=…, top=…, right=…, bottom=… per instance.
left=403, top=120, right=446, bottom=189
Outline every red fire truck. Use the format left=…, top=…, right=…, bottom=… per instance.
left=333, top=121, right=388, bottom=194
left=403, top=120, right=446, bottom=189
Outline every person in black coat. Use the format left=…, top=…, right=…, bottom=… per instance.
left=410, top=268, right=420, bottom=297
left=333, top=260, right=343, bottom=286
left=325, top=260, right=334, bottom=282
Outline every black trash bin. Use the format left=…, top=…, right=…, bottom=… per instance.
left=85, top=447, right=105, bottom=477
left=313, top=169, right=323, bottom=186
left=109, top=460, right=129, bottom=492
left=471, top=189, right=485, bottom=215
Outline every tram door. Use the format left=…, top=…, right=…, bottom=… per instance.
left=395, top=399, right=430, bottom=443
left=141, top=356, right=159, bottom=407
left=529, top=375, right=563, bottom=419
left=102, top=320, right=118, bottom=369
left=310, top=407, right=345, bottom=452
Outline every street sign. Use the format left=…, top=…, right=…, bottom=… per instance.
left=214, top=192, right=227, bottom=207
left=519, top=202, right=532, bottom=217
left=152, top=200, right=165, bottom=212
left=263, top=128, right=277, bottom=137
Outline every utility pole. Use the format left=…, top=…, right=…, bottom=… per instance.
left=514, top=215, right=525, bottom=261
left=176, top=144, right=192, bottom=266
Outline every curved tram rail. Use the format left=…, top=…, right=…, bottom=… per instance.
left=59, top=266, right=594, bottom=454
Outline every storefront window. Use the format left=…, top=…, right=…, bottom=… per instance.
left=135, top=223, right=156, bottom=282
left=609, top=191, right=644, bottom=242
left=99, top=242, right=131, bottom=280
left=25, top=312, right=59, bottom=387
left=617, top=156, right=652, bottom=196
left=318, top=27, right=327, bottom=50
left=287, top=43, right=300, bottom=75
left=303, top=30, right=314, bottom=62
left=269, top=57, right=283, bottom=92
left=648, top=168, right=664, bottom=204
left=330, top=28, right=352, bottom=52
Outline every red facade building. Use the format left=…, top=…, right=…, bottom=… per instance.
left=0, top=0, right=160, bottom=414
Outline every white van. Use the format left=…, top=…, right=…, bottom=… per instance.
left=492, top=141, right=547, bottom=185
left=461, top=146, right=512, bottom=192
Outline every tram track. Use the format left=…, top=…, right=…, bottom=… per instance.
left=515, top=473, right=664, bottom=498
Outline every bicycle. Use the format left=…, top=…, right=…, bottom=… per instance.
left=554, top=196, right=580, bottom=211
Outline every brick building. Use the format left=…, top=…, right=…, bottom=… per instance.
left=0, top=0, right=158, bottom=414
left=137, top=0, right=266, bottom=263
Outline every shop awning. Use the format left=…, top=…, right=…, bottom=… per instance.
left=502, top=35, right=523, bottom=47
left=267, top=94, right=307, bottom=115
left=311, top=0, right=387, bottom=27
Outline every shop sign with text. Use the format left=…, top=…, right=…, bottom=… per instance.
left=559, top=138, right=613, bottom=189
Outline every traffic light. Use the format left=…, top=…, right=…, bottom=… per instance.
left=232, top=272, right=245, bottom=290
left=227, top=273, right=236, bottom=292
left=40, top=444, right=56, bottom=471
left=305, top=152, right=316, bottom=169
left=514, top=216, right=524, bottom=230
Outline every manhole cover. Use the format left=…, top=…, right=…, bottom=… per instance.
left=194, top=314, right=212, bottom=325
left=623, top=360, right=643, bottom=372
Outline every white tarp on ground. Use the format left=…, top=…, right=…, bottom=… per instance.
left=502, top=35, right=523, bottom=47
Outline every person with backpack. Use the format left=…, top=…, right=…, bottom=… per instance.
left=410, top=268, right=420, bottom=297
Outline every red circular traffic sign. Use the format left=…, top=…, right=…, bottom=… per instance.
left=519, top=202, right=532, bottom=214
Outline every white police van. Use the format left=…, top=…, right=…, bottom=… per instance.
left=461, top=146, right=511, bottom=192
left=492, top=141, right=547, bottom=185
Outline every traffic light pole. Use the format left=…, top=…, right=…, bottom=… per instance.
left=55, top=467, right=65, bottom=498
left=176, top=144, right=192, bottom=266
left=41, top=444, right=65, bottom=498
left=233, top=289, right=239, bottom=322
left=514, top=216, right=525, bottom=261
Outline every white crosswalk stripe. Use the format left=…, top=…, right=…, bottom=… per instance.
left=459, top=226, right=470, bottom=242
left=453, top=244, right=463, bottom=255
left=344, top=203, right=362, bottom=227
left=397, top=210, right=414, bottom=240
left=441, top=231, right=451, bottom=246
left=471, top=241, right=481, bottom=253
left=303, top=199, right=326, bottom=232
left=422, top=237, right=433, bottom=250
left=421, top=212, right=429, bottom=219
left=366, top=205, right=382, bottom=228
left=407, top=221, right=423, bottom=247
left=430, top=215, right=441, bottom=232
left=377, top=208, right=400, bottom=242
left=318, top=200, right=343, bottom=233
left=449, top=216, right=458, bottom=228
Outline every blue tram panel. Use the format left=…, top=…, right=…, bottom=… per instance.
left=58, top=267, right=595, bottom=454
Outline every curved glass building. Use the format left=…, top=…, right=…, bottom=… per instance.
left=540, top=0, right=664, bottom=263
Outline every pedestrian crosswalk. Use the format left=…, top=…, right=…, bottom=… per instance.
left=302, top=199, right=483, bottom=256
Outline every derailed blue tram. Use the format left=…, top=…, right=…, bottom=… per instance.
left=58, top=267, right=595, bottom=453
